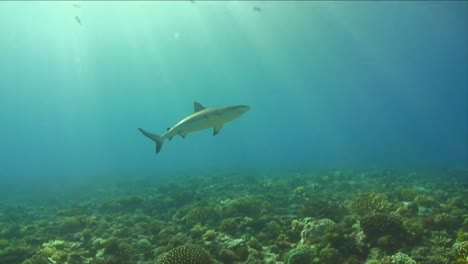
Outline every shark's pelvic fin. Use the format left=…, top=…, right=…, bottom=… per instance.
left=180, top=132, right=188, bottom=139
left=138, top=128, right=164, bottom=153
left=193, top=102, right=206, bottom=113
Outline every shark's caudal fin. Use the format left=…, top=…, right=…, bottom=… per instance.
left=138, top=128, right=164, bottom=153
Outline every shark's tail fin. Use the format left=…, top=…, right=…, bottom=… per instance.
left=138, top=128, right=164, bottom=153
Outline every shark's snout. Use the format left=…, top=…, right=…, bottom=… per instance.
left=237, top=105, right=251, bottom=113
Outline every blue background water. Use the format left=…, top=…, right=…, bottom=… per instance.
left=0, top=1, right=466, bottom=182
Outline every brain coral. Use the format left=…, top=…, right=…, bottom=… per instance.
left=156, top=245, right=214, bottom=264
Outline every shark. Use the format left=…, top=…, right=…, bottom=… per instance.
left=138, top=102, right=250, bottom=153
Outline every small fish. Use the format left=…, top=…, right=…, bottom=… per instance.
left=189, top=0, right=195, bottom=3
left=75, top=16, right=81, bottom=25
left=72, top=4, right=81, bottom=8
left=253, top=6, right=262, bottom=12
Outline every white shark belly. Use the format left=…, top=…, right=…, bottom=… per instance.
left=165, top=117, right=214, bottom=138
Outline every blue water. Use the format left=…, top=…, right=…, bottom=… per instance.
left=0, top=1, right=466, bottom=182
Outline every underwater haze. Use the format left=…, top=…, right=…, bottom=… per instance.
left=0, top=1, right=467, bottom=180
left=1, top=2, right=468, bottom=264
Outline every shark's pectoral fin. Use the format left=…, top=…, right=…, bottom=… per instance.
left=213, top=124, right=223, bottom=136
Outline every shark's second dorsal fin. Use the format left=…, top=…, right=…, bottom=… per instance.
left=193, top=102, right=205, bottom=113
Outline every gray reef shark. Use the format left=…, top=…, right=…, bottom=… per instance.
left=138, top=102, right=250, bottom=154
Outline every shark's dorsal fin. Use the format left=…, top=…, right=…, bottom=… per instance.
left=193, top=102, right=206, bottom=113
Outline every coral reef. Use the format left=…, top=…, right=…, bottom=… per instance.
left=0, top=169, right=465, bottom=263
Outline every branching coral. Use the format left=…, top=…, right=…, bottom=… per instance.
left=449, top=231, right=468, bottom=263
left=300, top=218, right=336, bottom=245
left=350, top=192, right=391, bottom=217
left=389, top=252, right=416, bottom=264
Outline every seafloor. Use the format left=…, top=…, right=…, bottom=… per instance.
left=0, top=169, right=467, bottom=264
